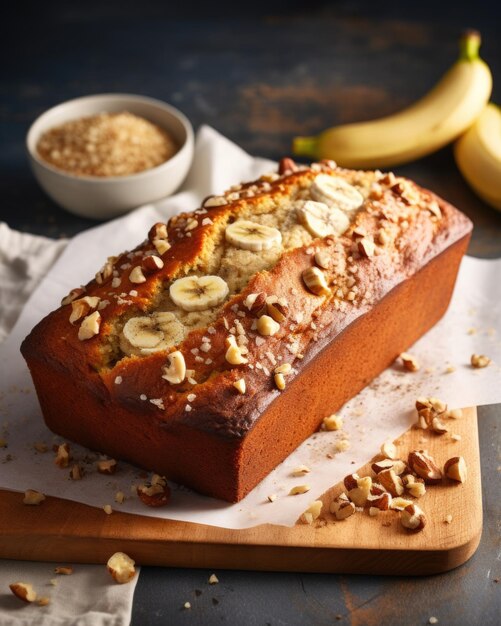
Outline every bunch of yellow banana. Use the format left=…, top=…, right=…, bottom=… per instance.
left=292, top=31, right=501, bottom=212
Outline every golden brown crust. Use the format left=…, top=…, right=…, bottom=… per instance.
left=21, top=160, right=472, bottom=499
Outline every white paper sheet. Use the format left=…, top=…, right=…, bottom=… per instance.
left=1, top=126, right=500, bottom=530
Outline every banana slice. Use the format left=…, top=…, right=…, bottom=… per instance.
left=310, top=175, right=364, bottom=213
left=296, top=200, right=350, bottom=238
left=169, top=275, right=229, bottom=312
left=120, top=312, right=185, bottom=356
left=225, top=220, right=282, bottom=251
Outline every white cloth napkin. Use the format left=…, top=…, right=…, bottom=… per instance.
left=0, top=223, right=139, bottom=625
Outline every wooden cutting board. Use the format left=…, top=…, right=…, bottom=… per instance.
left=0, top=407, right=482, bottom=575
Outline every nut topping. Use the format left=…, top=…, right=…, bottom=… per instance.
left=257, top=314, right=280, bottom=337
left=274, top=373, right=286, bottom=391
left=444, top=456, right=467, bottom=483
left=233, top=378, right=246, bottom=394
left=266, top=300, right=288, bottom=323
left=358, top=237, right=375, bottom=258
left=243, top=292, right=267, bottom=315
left=69, top=296, right=100, bottom=324
left=408, top=450, right=442, bottom=484
left=400, top=503, right=426, bottom=532
left=142, top=255, right=164, bottom=273
left=61, top=287, right=85, bottom=306
left=162, top=351, right=186, bottom=384
left=302, top=267, right=330, bottom=297
left=78, top=311, right=101, bottom=341
left=225, top=337, right=248, bottom=365
left=129, top=266, right=147, bottom=284
left=314, top=249, right=331, bottom=269
left=278, top=157, right=297, bottom=175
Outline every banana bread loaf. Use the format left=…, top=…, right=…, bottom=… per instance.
left=21, top=158, right=472, bottom=502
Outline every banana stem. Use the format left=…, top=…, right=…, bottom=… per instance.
left=292, top=135, right=319, bottom=159
left=459, top=30, right=482, bottom=61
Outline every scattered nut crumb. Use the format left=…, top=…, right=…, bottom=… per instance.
left=289, top=484, right=311, bottom=495
left=107, top=552, right=136, bottom=584
left=0, top=438, right=7, bottom=448
left=23, top=489, right=46, bottom=505
left=70, top=464, right=83, bottom=480
left=103, top=504, right=113, bottom=515
left=49, top=579, right=57, bottom=586
left=267, top=494, right=277, bottom=503
left=115, top=491, right=125, bottom=504
left=471, top=354, right=491, bottom=368
left=292, top=465, right=311, bottom=477
left=322, top=414, right=343, bottom=431
left=184, top=601, right=191, bottom=609
left=335, top=439, right=350, bottom=452
left=38, top=596, right=50, bottom=606
left=301, top=500, right=323, bottom=524
left=444, top=514, right=453, bottom=524
left=429, top=618, right=439, bottom=625
left=9, top=582, right=37, bottom=603
left=400, top=352, right=420, bottom=372
left=208, top=574, right=219, bottom=584
left=33, top=442, right=48, bottom=453
left=54, top=443, right=70, bottom=468
left=54, top=566, right=73, bottom=575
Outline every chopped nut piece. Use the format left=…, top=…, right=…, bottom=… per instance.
left=367, top=486, right=392, bottom=511
left=471, top=354, right=491, bottom=368
left=377, top=469, right=404, bottom=496
left=431, top=417, right=448, bottom=435
left=408, top=450, right=442, bottom=484
left=23, top=489, right=46, bottom=505
left=400, top=352, right=420, bottom=372
left=444, top=456, right=467, bottom=483
left=208, top=574, right=219, bottom=584
left=243, top=292, right=267, bottom=315
left=69, top=296, right=100, bottom=324
left=225, top=337, right=248, bottom=365
left=103, top=504, right=113, bottom=515
left=380, top=440, right=397, bottom=460
left=400, top=504, right=426, bottom=531
left=70, top=464, right=83, bottom=480
left=54, top=443, right=70, bottom=468
left=314, top=249, right=331, bottom=269
left=289, top=484, right=311, bottom=495
left=292, top=465, right=311, bottom=477
left=301, top=500, right=323, bottom=524
left=358, top=237, right=375, bottom=258
left=369, top=507, right=380, bottom=517
left=390, top=496, right=412, bottom=511
left=322, top=414, right=343, bottom=431
left=142, top=255, right=164, bottom=273
left=137, top=481, right=171, bottom=507
left=407, top=481, right=426, bottom=498
left=107, top=552, right=136, bottom=584
left=233, top=378, right=246, bottom=394
left=274, top=372, right=286, bottom=390
left=54, top=566, right=73, bottom=575
left=129, top=266, right=147, bottom=284
left=162, top=351, right=186, bottom=384
left=330, top=493, right=356, bottom=520
left=97, top=459, right=117, bottom=475
left=9, top=582, right=37, bottom=603
left=184, top=601, right=192, bottom=610
left=447, top=408, right=463, bottom=419
left=344, top=474, right=372, bottom=507
left=34, top=442, right=48, bottom=453
left=38, top=596, right=50, bottom=606
left=61, top=287, right=85, bottom=306
left=115, top=491, right=125, bottom=504
left=371, top=458, right=405, bottom=475
left=444, top=514, right=453, bottom=524
left=257, top=314, right=280, bottom=337
left=267, top=494, right=277, bottom=502
left=302, top=267, right=330, bottom=296
left=278, top=157, right=297, bottom=175
left=78, top=311, right=101, bottom=340
left=429, top=617, right=439, bottom=625
left=267, top=300, right=288, bottom=323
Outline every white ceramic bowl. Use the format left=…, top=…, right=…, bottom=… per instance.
left=26, top=94, right=194, bottom=219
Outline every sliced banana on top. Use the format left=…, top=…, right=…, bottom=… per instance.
left=225, top=220, right=282, bottom=251
left=310, top=174, right=364, bottom=213
left=170, top=275, right=229, bottom=312
left=296, top=200, right=350, bottom=238
left=120, top=312, right=185, bottom=356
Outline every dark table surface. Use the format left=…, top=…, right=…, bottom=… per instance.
left=1, top=1, right=500, bottom=624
